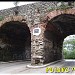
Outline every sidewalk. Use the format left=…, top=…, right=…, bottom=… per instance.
left=27, top=59, right=63, bottom=68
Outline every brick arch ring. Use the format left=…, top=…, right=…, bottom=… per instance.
left=0, top=15, right=31, bottom=30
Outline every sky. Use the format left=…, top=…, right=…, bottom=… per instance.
left=0, top=2, right=36, bottom=10
left=64, top=35, right=75, bottom=41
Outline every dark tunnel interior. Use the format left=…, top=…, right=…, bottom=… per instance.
left=0, top=21, right=31, bottom=61
left=50, top=14, right=75, bottom=38
left=43, top=14, right=75, bottom=63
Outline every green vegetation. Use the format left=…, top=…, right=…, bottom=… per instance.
left=63, top=49, right=75, bottom=59
left=48, top=2, right=73, bottom=12
left=56, top=2, right=73, bottom=10
left=13, top=1, right=19, bottom=7
left=47, top=7, right=55, bottom=12
left=63, top=36, right=75, bottom=59
left=0, top=16, right=4, bottom=21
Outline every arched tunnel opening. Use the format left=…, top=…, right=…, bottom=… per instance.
left=43, top=14, right=75, bottom=64
left=0, top=21, right=31, bottom=62
left=63, top=35, right=75, bottom=59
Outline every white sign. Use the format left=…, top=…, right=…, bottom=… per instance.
left=33, top=27, right=41, bottom=36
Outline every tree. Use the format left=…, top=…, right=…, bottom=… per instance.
left=13, top=1, right=19, bottom=7
left=63, top=36, right=75, bottom=59
left=63, top=39, right=75, bottom=51
left=68, top=1, right=74, bottom=6
left=13, top=1, right=19, bottom=15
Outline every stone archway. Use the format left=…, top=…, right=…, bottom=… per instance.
left=42, top=9, right=75, bottom=64
left=0, top=16, right=31, bottom=61
left=31, top=8, right=75, bottom=65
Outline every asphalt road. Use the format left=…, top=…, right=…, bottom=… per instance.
left=0, top=59, right=75, bottom=75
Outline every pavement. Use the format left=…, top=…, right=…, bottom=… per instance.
left=0, top=59, right=75, bottom=75
left=26, top=59, right=62, bottom=68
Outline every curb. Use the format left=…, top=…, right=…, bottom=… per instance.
left=0, top=60, right=24, bottom=64
left=26, top=59, right=64, bottom=68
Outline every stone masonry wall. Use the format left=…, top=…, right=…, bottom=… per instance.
left=42, top=25, right=63, bottom=64
left=0, top=2, right=58, bottom=27
left=0, top=2, right=75, bottom=64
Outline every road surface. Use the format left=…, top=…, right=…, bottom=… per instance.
left=0, top=59, right=75, bottom=75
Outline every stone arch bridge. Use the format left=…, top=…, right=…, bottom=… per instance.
left=0, top=2, right=75, bottom=65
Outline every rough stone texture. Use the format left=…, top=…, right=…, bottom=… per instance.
left=42, top=8, right=75, bottom=64
left=0, top=2, right=75, bottom=65
left=0, top=16, right=31, bottom=61
left=0, top=2, right=59, bottom=27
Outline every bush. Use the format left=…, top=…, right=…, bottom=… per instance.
left=63, top=49, right=75, bottom=59
left=0, top=16, right=4, bottom=21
